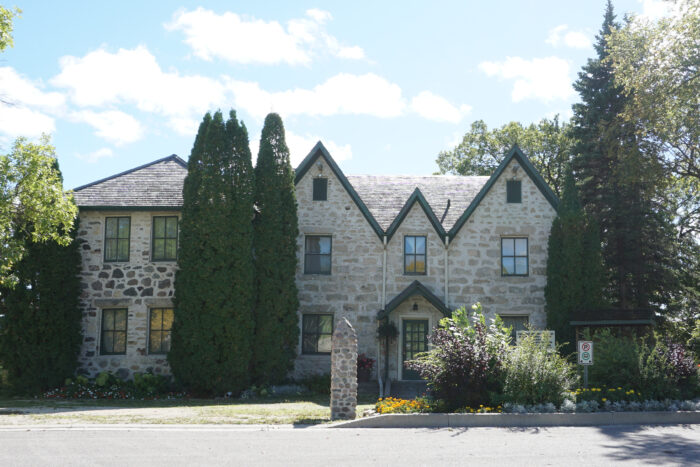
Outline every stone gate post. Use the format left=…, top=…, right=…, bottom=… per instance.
left=330, top=317, right=358, bottom=420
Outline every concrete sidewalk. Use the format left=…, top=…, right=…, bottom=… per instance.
left=331, top=411, right=700, bottom=428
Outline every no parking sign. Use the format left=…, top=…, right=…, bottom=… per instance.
left=578, top=340, right=593, bottom=365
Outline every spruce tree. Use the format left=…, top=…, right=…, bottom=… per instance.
left=545, top=169, right=604, bottom=355
left=571, top=1, right=676, bottom=310
left=169, top=110, right=255, bottom=395
left=0, top=170, right=82, bottom=394
left=252, top=113, right=300, bottom=385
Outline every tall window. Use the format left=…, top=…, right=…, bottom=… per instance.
left=304, top=235, right=332, bottom=274
left=104, top=217, right=130, bottom=262
left=501, top=237, right=528, bottom=276
left=302, top=314, right=333, bottom=354
left=404, top=236, right=426, bottom=274
left=149, top=308, right=174, bottom=354
left=507, top=180, right=522, bottom=203
left=101, top=309, right=127, bottom=355
left=152, top=216, right=178, bottom=261
left=313, top=178, right=328, bottom=201
left=499, top=315, right=529, bottom=341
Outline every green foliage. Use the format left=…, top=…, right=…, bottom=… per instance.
left=502, top=332, right=578, bottom=406
left=583, top=329, right=645, bottom=390
left=0, top=6, right=20, bottom=52
left=545, top=169, right=604, bottom=355
left=436, top=116, right=573, bottom=195
left=571, top=2, right=677, bottom=310
left=0, top=136, right=77, bottom=285
left=45, top=371, right=179, bottom=400
left=688, top=320, right=700, bottom=362
left=607, top=1, right=699, bottom=237
left=0, top=217, right=82, bottom=395
left=252, top=113, right=300, bottom=385
left=408, top=304, right=510, bottom=410
left=169, top=110, right=256, bottom=396
left=298, top=373, right=331, bottom=395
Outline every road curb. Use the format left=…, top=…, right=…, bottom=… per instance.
left=330, top=411, right=700, bottom=428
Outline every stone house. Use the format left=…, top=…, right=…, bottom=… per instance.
left=72, top=143, right=558, bottom=383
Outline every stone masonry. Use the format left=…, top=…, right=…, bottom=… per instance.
left=330, top=318, right=358, bottom=420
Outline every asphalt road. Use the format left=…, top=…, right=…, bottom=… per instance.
left=1, top=424, right=699, bottom=466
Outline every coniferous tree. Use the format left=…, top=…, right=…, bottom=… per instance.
left=571, top=1, right=676, bottom=310
left=0, top=168, right=81, bottom=394
left=252, top=113, right=300, bottom=385
left=169, top=110, right=255, bottom=395
left=545, top=169, right=604, bottom=355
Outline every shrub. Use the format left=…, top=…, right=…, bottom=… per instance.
left=583, top=328, right=644, bottom=389
left=502, top=331, right=578, bottom=406
left=43, top=372, right=182, bottom=400
left=640, top=339, right=699, bottom=400
left=687, top=320, right=700, bottom=363
left=406, top=304, right=509, bottom=411
left=299, top=373, right=330, bottom=395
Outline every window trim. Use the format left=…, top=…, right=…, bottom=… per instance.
left=148, top=307, right=173, bottom=355
left=301, top=313, right=334, bottom=355
left=103, top=216, right=131, bottom=263
left=312, top=177, right=328, bottom=201
left=100, top=308, right=128, bottom=356
left=506, top=180, right=522, bottom=203
left=501, top=237, right=529, bottom=277
left=403, top=235, right=427, bottom=275
left=151, top=216, right=179, bottom=262
left=304, top=235, right=332, bottom=275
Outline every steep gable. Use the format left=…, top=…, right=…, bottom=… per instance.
left=73, top=155, right=187, bottom=210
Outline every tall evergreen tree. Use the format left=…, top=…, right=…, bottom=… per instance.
left=0, top=163, right=81, bottom=394
left=252, top=113, right=300, bottom=385
left=571, top=1, right=676, bottom=310
left=545, top=169, right=604, bottom=355
left=169, top=110, right=255, bottom=395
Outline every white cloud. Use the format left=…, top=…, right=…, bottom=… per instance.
left=0, top=67, right=65, bottom=111
left=51, top=46, right=227, bottom=130
left=249, top=129, right=351, bottom=167
left=478, top=56, right=574, bottom=103
left=75, top=147, right=114, bottom=163
left=546, top=25, right=591, bottom=49
left=70, top=110, right=144, bottom=146
left=165, top=8, right=364, bottom=65
left=227, top=73, right=406, bottom=119
left=0, top=104, right=55, bottom=138
left=410, top=91, right=471, bottom=123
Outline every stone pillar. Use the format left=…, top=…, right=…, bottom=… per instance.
left=330, top=317, right=358, bottom=420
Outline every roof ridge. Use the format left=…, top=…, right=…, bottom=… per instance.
left=73, top=154, right=186, bottom=192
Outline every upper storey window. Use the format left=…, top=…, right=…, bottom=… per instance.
left=404, top=236, right=426, bottom=275
left=313, top=178, right=328, bottom=201
left=152, top=216, right=178, bottom=261
left=104, top=217, right=130, bottom=262
left=501, top=237, right=528, bottom=276
left=305, top=235, right=332, bottom=274
left=507, top=180, right=522, bottom=203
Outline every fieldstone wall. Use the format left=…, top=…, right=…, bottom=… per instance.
left=294, top=157, right=384, bottom=379
left=76, top=210, right=179, bottom=379
left=330, top=318, right=358, bottom=420
left=449, top=158, right=556, bottom=329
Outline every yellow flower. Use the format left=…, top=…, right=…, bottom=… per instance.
left=602, top=398, right=607, bottom=402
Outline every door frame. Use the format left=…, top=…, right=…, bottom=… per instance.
left=398, top=315, right=432, bottom=381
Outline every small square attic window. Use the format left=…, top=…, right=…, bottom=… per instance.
left=313, top=178, right=328, bottom=201
left=507, top=180, right=522, bottom=203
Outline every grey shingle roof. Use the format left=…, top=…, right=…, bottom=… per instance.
left=346, top=175, right=489, bottom=232
left=73, top=155, right=187, bottom=209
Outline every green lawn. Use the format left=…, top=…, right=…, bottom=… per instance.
left=0, top=394, right=377, bottom=425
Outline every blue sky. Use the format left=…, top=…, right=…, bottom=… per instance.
left=0, top=0, right=672, bottom=189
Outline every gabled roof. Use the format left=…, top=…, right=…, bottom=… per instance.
left=295, top=142, right=385, bottom=239
left=73, top=155, right=187, bottom=210
left=447, top=145, right=559, bottom=239
left=377, top=280, right=450, bottom=320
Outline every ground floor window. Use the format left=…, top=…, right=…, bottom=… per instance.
left=101, top=308, right=127, bottom=355
left=302, top=314, right=333, bottom=354
left=499, top=315, right=529, bottom=341
left=149, top=308, right=174, bottom=354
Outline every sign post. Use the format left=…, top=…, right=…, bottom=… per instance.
left=578, top=340, right=593, bottom=388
